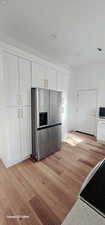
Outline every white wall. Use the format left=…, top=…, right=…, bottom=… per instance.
left=68, top=62, right=105, bottom=131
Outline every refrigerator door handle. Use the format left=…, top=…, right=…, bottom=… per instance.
left=20, top=108, right=23, bottom=119
left=16, top=95, right=20, bottom=105
left=17, top=108, right=20, bottom=119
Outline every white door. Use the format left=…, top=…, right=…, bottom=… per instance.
left=77, top=90, right=97, bottom=135
left=20, top=107, right=31, bottom=159
left=19, top=57, right=31, bottom=106
left=7, top=107, right=21, bottom=165
left=3, top=53, right=19, bottom=106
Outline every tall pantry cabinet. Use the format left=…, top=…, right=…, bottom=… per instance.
left=1, top=52, right=31, bottom=167
left=57, top=71, right=69, bottom=139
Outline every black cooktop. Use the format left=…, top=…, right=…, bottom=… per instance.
left=80, top=160, right=105, bottom=216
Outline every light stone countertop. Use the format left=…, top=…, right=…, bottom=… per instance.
left=62, top=199, right=105, bottom=225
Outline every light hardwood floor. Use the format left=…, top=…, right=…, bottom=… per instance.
left=0, top=131, right=105, bottom=225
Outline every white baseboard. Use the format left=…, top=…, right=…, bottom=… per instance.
left=1, top=155, right=30, bottom=168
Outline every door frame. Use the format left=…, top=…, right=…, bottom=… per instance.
left=76, top=88, right=98, bottom=135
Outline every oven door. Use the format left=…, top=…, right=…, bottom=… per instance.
left=80, top=158, right=105, bottom=217
left=80, top=158, right=105, bottom=193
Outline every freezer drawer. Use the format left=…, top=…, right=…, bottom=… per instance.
left=49, top=125, right=61, bottom=155
left=36, top=128, right=49, bottom=160
left=36, top=125, right=62, bottom=160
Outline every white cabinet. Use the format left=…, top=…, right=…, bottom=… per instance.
left=1, top=52, right=32, bottom=167
left=97, top=119, right=105, bottom=143
left=4, top=107, right=31, bottom=167
left=46, top=68, right=57, bottom=90
left=2, top=52, right=31, bottom=107
left=57, top=71, right=69, bottom=92
left=7, top=108, right=21, bottom=166
left=32, top=62, right=45, bottom=88
left=19, top=57, right=31, bottom=106
left=0, top=54, right=4, bottom=106
left=20, top=107, right=31, bottom=159
left=57, top=71, right=69, bottom=140
left=32, top=61, right=57, bottom=90
left=3, top=53, right=19, bottom=106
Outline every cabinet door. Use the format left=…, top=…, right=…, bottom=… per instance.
left=57, top=71, right=69, bottom=92
left=7, top=108, right=21, bottom=166
left=97, top=121, right=105, bottom=141
left=32, top=62, right=45, bottom=88
left=0, top=54, right=4, bottom=107
left=46, top=68, right=57, bottom=90
left=19, top=58, right=31, bottom=106
left=57, top=72, right=69, bottom=139
left=3, top=53, right=19, bottom=106
left=20, top=107, right=32, bottom=159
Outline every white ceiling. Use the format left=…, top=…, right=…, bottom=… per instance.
left=0, top=0, right=105, bottom=68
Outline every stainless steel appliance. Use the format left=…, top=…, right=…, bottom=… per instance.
left=80, top=158, right=105, bottom=217
left=31, top=88, right=62, bottom=160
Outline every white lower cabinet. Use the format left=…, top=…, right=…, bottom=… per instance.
left=20, top=107, right=31, bottom=159
left=6, top=108, right=21, bottom=166
left=97, top=119, right=105, bottom=143
left=4, top=107, right=31, bottom=167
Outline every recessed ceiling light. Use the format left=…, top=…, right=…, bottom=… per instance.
left=97, top=48, right=102, bottom=52
left=48, top=33, right=57, bottom=40
left=0, top=0, right=8, bottom=5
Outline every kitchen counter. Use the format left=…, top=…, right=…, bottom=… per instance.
left=62, top=199, right=105, bottom=225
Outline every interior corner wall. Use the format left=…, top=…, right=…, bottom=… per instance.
left=68, top=62, right=105, bottom=132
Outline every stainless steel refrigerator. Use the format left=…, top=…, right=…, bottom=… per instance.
left=31, top=88, right=62, bottom=160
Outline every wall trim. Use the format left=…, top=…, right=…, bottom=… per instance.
left=0, top=40, right=70, bottom=74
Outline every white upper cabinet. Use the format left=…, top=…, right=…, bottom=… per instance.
left=57, top=71, right=69, bottom=92
left=32, top=61, right=57, bottom=90
left=2, top=52, right=31, bottom=107
left=45, top=68, right=57, bottom=90
left=57, top=71, right=69, bottom=140
left=32, top=62, right=45, bottom=88
left=19, top=58, right=31, bottom=106
left=0, top=54, right=4, bottom=106
left=3, top=52, right=19, bottom=106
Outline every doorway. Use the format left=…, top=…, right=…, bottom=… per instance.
left=76, top=89, right=97, bottom=135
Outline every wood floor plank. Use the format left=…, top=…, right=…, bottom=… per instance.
left=0, top=131, right=105, bottom=225
left=30, top=194, right=61, bottom=225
